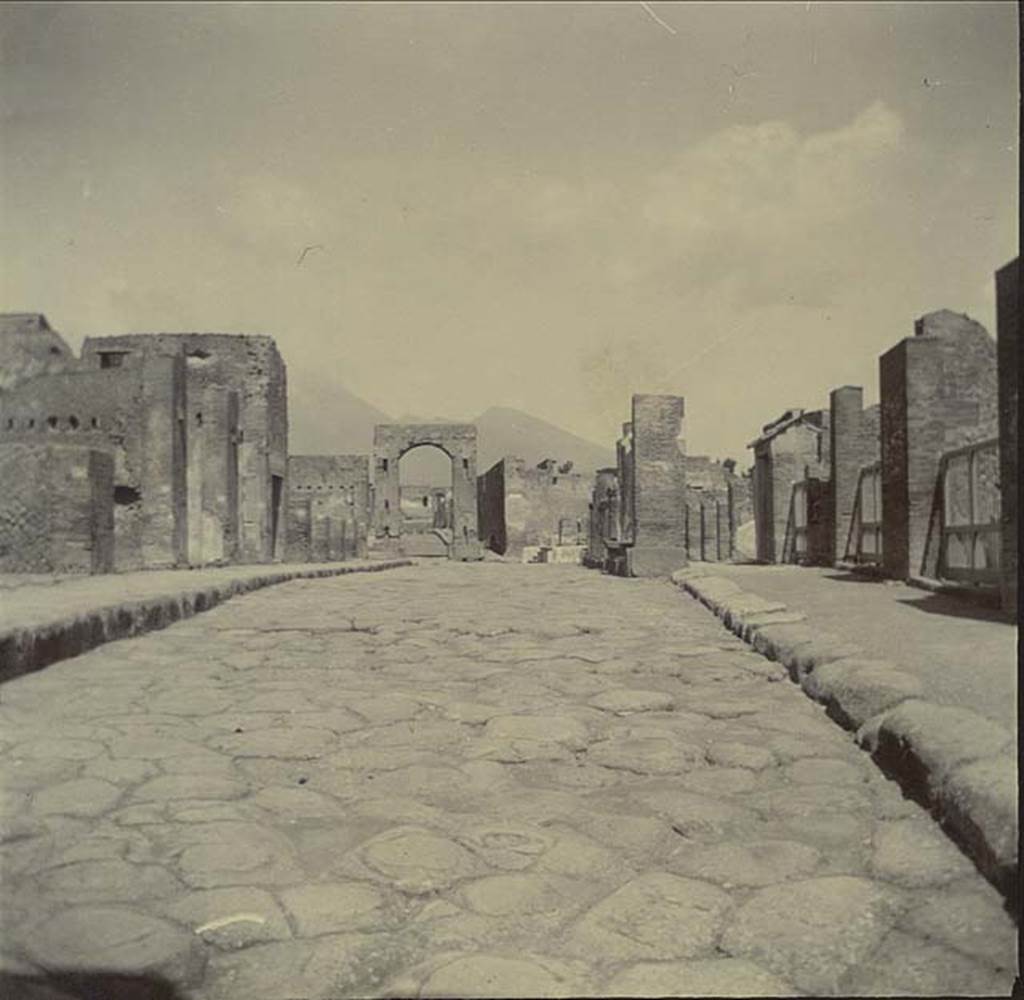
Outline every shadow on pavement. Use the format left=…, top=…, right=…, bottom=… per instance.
left=895, top=592, right=1012, bottom=624
left=0, top=971, right=188, bottom=1000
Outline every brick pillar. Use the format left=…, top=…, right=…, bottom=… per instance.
left=626, top=394, right=688, bottom=577
left=830, top=386, right=865, bottom=564
left=996, top=258, right=1019, bottom=617
left=880, top=311, right=998, bottom=580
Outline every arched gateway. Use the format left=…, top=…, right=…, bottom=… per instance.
left=372, top=423, right=483, bottom=560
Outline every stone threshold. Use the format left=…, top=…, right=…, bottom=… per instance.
left=671, top=565, right=1017, bottom=909
left=0, top=560, right=413, bottom=684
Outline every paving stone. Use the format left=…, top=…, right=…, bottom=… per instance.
left=605, top=958, right=798, bottom=997
left=634, top=787, right=760, bottom=840
left=250, top=785, right=346, bottom=818
left=588, top=689, right=675, bottom=714
left=420, top=954, right=586, bottom=998
left=871, top=818, right=976, bottom=886
left=666, top=839, right=821, bottom=887
left=167, top=821, right=304, bottom=888
left=454, top=822, right=557, bottom=871
left=22, top=906, right=206, bottom=984
left=839, top=929, right=1013, bottom=996
left=704, top=741, right=777, bottom=771
left=81, top=758, right=159, bottom=785
left=483, top=714, right=590, bottom=750
left=460, top=873, right=572, bottom=916
left=209, top=726, right=338, bottom=759
left=568, top=872, right=732, bottom=961
left=783, top=757, right=865, bottom=786
left=356, top=826, right=481, bottom=894
left=9, top=739, right=106, bottom=761
left=34, top=859, right=182, bottom=903
left=163, top=886, right=292, bottom=949
left=678, top=766, right=758, bottom=796
left=587, top=735, right=704, bottom=775
left=131, top=775, right=248, bottom=802
left=721, top=876, right=905, bottom=994
left=280, top=882, right=393, bottom=935
left=31, top=778, right=121, bottom=817
left=906, top=886, right=1020, bottom=969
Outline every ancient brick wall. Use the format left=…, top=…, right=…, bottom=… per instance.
left=81, top=334, right=288, bottom=565
left=0, top=352, right=187, bottom=571
left=830, top=387, right=881, bottom=563
left=0, top=441, right=113, bottom=573
left=995, top=258, right=1019, bottom=616
left=627, top=394, right=687, bottom=577
left=880, top=311, right=998, bottom=580
left=683, top=457, right=732, bottom=562
left=287, top=455, right=370, bottom=561
left=751, top=412, right=829, bottom=563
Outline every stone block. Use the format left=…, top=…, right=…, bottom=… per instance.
left=801, top=658, right=925, bottom=730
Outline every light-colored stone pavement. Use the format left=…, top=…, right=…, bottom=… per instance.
left=0, top=562, right=1016, bottom=998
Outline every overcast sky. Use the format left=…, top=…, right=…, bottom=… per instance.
left=1, top=2, right=1018, bottom=463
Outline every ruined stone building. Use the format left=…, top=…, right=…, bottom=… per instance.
left=879, top=310, right=997, bottom=582
left=830, top=386, right=882, bottom=565
left=684, top=456, right=754, bottom=564
left=749, top=408, right=831, bottom=565
left=590, top=394, right=689, bottom=578
left=286, top=455, right=370, bottom=563
left=477, top=456, right=590, bottom=558
left=0, top=320, right=288, bottom=573
left=0, top=314, right=75, bottom=392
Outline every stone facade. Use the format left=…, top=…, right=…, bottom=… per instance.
left=477, top=457, right=590, bottom=558
left=0, top=345, right=189, bottom=571
left=750, top=409, right=831, bottom=564
left=80, top=334, right=287, bottom=565
left=995, top=258, right=1018, bottom=617
left=584, top=467, right=620, bottom=569
left=0, top=441, right=114, bottom=574
left=0, top=319, right=288, bottom=573
left=683, top=456, right=751, bottom=563
left=372, top=423, right=482, bottom=561
left=830, top=386, right=881, bottom=563
left=286, top=455, right=370, bottom=563
left=879, top=310, right=997, bottom=581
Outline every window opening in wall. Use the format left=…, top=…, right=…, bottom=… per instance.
left=99, top=352, right=127, bottom=369
left=91, top=417, right=99, bottom=429
left=6, top=419, right=12, bottom=429
left=27, top=418, right=35, bottom=429
left=50, top=346, right=62, bottom=356
left=47, top=416, right=58, bottom=429
left=114, top=485, right=141, bottom=505
left=384, top=499, right=390, bottom=511
left=68, top=416, right=79, bottom=429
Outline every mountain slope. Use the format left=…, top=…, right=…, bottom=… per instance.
left=288, top=370, right=391, bottom=456
left=473, top=406, right=614, bottom=476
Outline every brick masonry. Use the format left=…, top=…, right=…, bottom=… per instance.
left=879, top=310, right=998, bottom=580
left=830, top=386, right=881, bottom=563
left=286, top=454, right=370, bottom=562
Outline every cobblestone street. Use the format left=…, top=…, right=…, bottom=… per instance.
left=0, top=562, right=1016, bottom=998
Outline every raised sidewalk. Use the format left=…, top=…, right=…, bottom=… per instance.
left=0, top=559, right=411, bottom=683
left=672, top=562, right=1018, bottom=904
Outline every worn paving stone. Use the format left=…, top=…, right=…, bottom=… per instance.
left=568, top=872, right=732, bottom=962
left=0, top=562, right=1015, bottom=999
left=605, top=958, right=798, bottom=997
left=721, top=875, right=906, bottom=994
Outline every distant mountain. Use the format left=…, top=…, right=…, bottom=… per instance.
left=473, top=406, right=614, bottom=477
left=288, top=386, right=614, bottom=485
left=288, top=369, right=390, bottom=456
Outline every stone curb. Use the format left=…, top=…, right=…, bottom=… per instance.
left=670, top=568, right=1019, bottom=904
left=0, top=560, right=414, bottom=684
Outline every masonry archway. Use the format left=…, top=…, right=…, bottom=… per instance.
left=372, top=423, right=483, bottom=560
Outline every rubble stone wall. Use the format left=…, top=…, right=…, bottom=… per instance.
left=286, top=454, right=370, bottom=562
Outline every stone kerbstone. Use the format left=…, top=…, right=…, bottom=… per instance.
left=23, top=906, right=206, bottom=985
left=568, top=872, right=732, bottom=961
left=737, top=611, right=808, bottom=640
left=781, top=632, right=864, bottom=680
left=720, top=597, right=788, bottom=631
left=856, top=700, right=1014, bottom=789
left=605, top=958, right=797, bottom=997
left=938, top=754, right=1018, bottom=885
left=685, top=577, right=744, bottom=611
left=802, top=658, right=924, bottom=729
left=749, top=623, right=817, bottom=661
left=421, top=954, right=585, bottom=998
left=721, top=876, right=905, bottom=994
